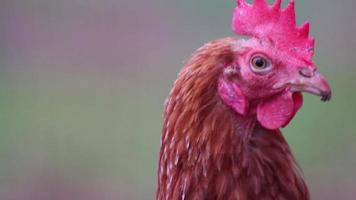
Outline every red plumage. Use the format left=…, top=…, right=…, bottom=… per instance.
left=156, top=1, right=331, bottom=199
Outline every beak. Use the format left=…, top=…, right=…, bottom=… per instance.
left=290, top=69, right=332, bottom=102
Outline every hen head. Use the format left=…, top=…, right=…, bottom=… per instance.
left=219, top=0, right=331, bottom=130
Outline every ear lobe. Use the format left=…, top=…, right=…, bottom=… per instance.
left=218, top=79, right=248, bottom=115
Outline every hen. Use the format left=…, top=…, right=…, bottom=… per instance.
left=157, top=0, right=331, bottom=199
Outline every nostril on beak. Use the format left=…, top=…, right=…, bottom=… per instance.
left=299, top=68, right=314, bottom=78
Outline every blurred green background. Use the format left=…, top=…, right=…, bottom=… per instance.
left=0, top=0, right=355, bottom=199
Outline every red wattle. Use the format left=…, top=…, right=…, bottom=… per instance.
left=257, top=92, right=303, bottom=130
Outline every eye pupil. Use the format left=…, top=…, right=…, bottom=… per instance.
left=253, top=57, right=266, bottom=68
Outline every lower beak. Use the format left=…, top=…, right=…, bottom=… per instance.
left=290, top=72, right=332, bottom=102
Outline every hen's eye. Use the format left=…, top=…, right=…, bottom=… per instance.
left=250, top=55, right=272, bottom=73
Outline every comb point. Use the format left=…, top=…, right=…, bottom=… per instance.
left=310, top=38, right=315, bottom=46
left=253, top=0, right=268, bottom=8
left=298, top=22, right=310, bottom=37
left=282, top=0, right=296, bottom=25
left=237, top=0, right=245, bottom=6
left=273, top=0, right=282, bottom=9
left=283, top=0, right=295, bottom=12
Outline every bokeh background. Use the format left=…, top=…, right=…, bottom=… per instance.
left=0, top=0, right=355, bottom=199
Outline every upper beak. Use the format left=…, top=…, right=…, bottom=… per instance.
left=290, top=68, right=332, bottom=102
